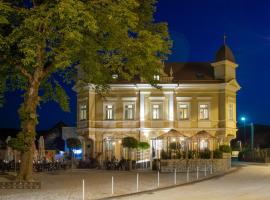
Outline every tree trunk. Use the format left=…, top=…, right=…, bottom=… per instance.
left=17, top=72, right=42, bottom=181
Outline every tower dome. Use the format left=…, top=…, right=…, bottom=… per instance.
left=215, top=44, right=235, bottom=62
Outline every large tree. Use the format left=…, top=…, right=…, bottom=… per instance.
left=0, top=0, right=171, bottom=181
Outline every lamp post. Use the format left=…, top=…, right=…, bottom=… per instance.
left=240, top=117, right=246, bottom=146
left=240, top=117, right=254, bottom=150
left=250, top=123, right=254, bottom=150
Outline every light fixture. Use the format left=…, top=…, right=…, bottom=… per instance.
left=241, top=116, right=246, bottom=122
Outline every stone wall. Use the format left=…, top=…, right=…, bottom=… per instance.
left=160, top=158, right=231, bottom=173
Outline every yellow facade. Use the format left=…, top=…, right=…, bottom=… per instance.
left=76, top=44, right=241, bottom=161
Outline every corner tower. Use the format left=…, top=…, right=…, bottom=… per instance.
left=211, top=43, right=238, bottom=81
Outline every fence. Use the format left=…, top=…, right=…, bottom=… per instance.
left=239, top=148, right=270, bottom=163
left=159, top=158, right=231, bottom=173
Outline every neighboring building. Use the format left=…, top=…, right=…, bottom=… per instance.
left=75, top=43, right=241, bottom=162
left=0, top=122, right=78, bottom=160
left=232, top=123, right=270, bottom=149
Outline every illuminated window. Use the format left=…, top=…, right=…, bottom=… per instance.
left=200, top=139, right=208, bottom=150
left=112, top=74, right=118, bottom=79
left=228, top=103, right=233, bottom=120
left=153, top=75, right=160, bottom=81
left=152, top=104, right=162, bottom=120
left=124, top=103, right=135, bottom=120
left=199, top=104, right=209, bottom=120
left=105, top=104, right=114, bottom=120
left=79, top=104, right=87, bottom=120
left=179, top=103, right=189, bottom=120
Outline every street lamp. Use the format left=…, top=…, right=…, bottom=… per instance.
left=240, top=116, right=254, bottom=150
left=240, top=117, right=246, bottom=146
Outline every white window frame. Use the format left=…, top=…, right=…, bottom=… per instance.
left=198, top=102, right=210, bottom=120
left=200, top=139, right=208, bottom=150
left=79, top=103, right=87, bottom=121
left=123, top=102, right=136, bottom=120
left=228, top=103, right=234, bottom=121
left=103, top=103, right=115, bottom=120
left=151, top=102, right=163, bottom=120
left=177, top=102, right=190, bottom=120
left=153, top=75, right=160, bottom=81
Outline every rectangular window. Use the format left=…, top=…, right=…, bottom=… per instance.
left=79, top=104, right=87, bottom=121
left=228, top=103, right=233, bottom=120
left=199, top=104, right=209, bottom=120
left=153, top=75, right=160, bottom=81
left=124, top=103, right=135, bottom=120
left=152, top=104, right=162, bottom=120
left=179, top=103, right=189, bottom=120
left=105, top=104, right=114, bottom=120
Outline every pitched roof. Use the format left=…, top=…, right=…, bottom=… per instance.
left=164, top=62, right=221, bottom=83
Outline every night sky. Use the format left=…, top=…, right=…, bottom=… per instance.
left=0, top=0, right=269, bottom=130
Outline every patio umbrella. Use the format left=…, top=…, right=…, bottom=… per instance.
left=38, top=136, right=46, bottom=160
left=5, top=136, right=13, bottom=162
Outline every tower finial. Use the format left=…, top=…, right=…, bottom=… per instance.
left=223, top=33, right=227, bottom=45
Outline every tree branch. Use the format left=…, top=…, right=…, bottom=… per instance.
left=16, top=65, right=32, bottom=81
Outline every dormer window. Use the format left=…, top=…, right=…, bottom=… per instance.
left=153, top=75, right=160, bottom=81
left=112, top=74, right=118, bottom=79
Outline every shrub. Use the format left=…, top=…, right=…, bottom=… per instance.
left=122, top=137, right=138, bottom=149
left=200, top=149, right=211, bottom=159
left=137, top=142, right=150, bottom=150
left=219, top=145, right=231, bottom=153
left=213, top=149, right=222, bottom=159
left=161, top=149, right=169, bottom=159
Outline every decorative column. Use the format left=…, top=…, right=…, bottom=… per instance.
left=168, top=92, right=174, bottom=126
left=140, top=91, right=145, bottom=127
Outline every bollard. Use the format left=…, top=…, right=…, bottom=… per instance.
left=82, top=179, right=85, bottom=200
left=111, top=176, right=114, bottom=195
left=157, top=171, right=160, bottom=188
left=174, top=169, right=177, bottom=185
left=186, top=167, right=189, bottom=182
left=210, top=164, right=213, bottom=174
left=197, top=166, right=199, bottom=180
left=136, top=173, right=139, bottom=192
left=204, top=164, right=207, bottom=176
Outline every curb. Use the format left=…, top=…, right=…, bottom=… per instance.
left=94, top=166, right=241, bottom=200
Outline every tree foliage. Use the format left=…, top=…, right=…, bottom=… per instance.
left=122, top=137, right=138, bottom=149
left=0, top=0, right=171, bottom=180
left=8, top=135, right=25, bottom=152
left=66, top=138, right=81, bottom=150
left=137, top=141, right=150, bottom=150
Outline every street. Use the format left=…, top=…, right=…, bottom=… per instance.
left=114, top=163, right=270, bottom=200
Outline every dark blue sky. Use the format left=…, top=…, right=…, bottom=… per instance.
left=1, top=0, right=270, bottom=129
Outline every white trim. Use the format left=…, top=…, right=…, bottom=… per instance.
left=177, top=102, right=191, bottom=120
left=123, top=102, right=136, bottom=120
left=151, top=102, right=164, bottom=120
left=198, top=102, right=211, bottom=120
left=103, top=102, right=115, bottom=120
left=163, top=91, right=174, bottom=94
left=104, top=97, right=117, bottom=101
left=211, top=60, right=238, bottom=68
left=149, top=96, right=166, bottom=101
left=122, top=97, right=138, bottom=101
left=83, top=83, right=227, bottom=91
left=77, top=127, right=236, bottom=132
left=168, top=93, right=174, bottom=121
left=140, top=92, right=145, bottom=122
left=196, top=97, right=212, bottom=100
left=78, top=97, right=88, bottom=102
left=176, top=97, right=192, bottom=101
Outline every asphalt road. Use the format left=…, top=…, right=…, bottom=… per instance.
left=114, top=163, right=270, bottom=200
